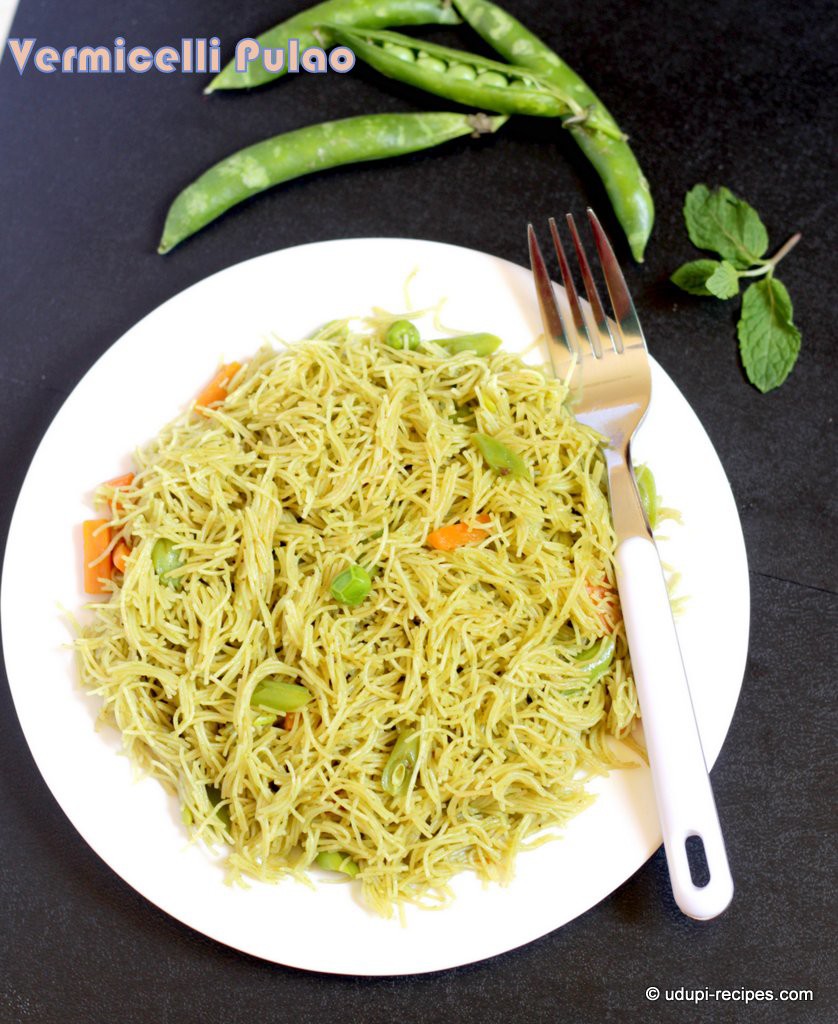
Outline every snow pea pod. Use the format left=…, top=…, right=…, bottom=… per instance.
left=250, top=678, right=313, bottom=712
left=158, top=111, right=506, bottom=253
left=452, top=0, right=654, bottom=262
left=634, top=464, right=659, bottom=529
left=472, top=432, right=530, bottom=480
left=433, top=332, right=501, bottom=355
left=206, top=0, right=460, bottom=92
left=381, top=729, right=420, bottom=796
left=206, top=785, right=231, bottom=831
left=331, top=564, right=372, bottom=605
left=315, top=851, right=360, bottom=877
left=573, top=636, right=615, bottom=681
left=331, top=26, right=620, bottom=134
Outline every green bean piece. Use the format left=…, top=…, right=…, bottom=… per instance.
left=385, top=319, right=420, bottom=350
left=331, top=564, right=372, bottom=606
left=151, top=538, right=184, bottom=591
left=634, top=464, right=659, bottom=529
left=315, top=851, right=360, bottom=877
left=472, top=432, right=530, bottom=480
left=452, top=0, right=653, bottom=261
left=206, top=785, right=231, bottom=831
left=330, top=26, right=619, bottom=132
left=381, top=729, right=421, bottom=796
left=250, top=678, right=313, bottom=712
left=206, top=0, right=460, bottom=91
left=434, top=332, right=502, bottom=356
left=573, top=636, right=616, bottom=681
left=159, top=112, right=506, bottom=253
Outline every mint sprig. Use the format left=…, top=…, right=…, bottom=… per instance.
left=672, top=185, right=802, bottom=392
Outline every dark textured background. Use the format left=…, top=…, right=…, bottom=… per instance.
left=1, top=1, right=836, bottom=1021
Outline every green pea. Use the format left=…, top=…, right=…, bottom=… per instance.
left=434, top=332, right=502, bottom=356
left=476, top=69, right=509, bottom=88
left=250, top=678, right=313, bottom=712
left=331, top=564, right=372, bottom=606
left=573, top=636, right=616, bottom=681
left=472, top=432, right=530, bottom=480
left=152, top=538, right=184, bottom=591
left=446, top=62, right=476, bottom=81
left=381, top=728, right=420, bottom=796
left=206, top=784, right=231, bottom=831
left=315, top=851, right=360, bottom=877
left=416, top=55, right=448, bottom=74
left=383, top=42, right=416, bottom=62
left=385, top=319, right=420, bottom=350
left=634, top=464, right=659, bottom=529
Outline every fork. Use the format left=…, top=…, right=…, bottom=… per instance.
left=528, top=210, right=734, bottom=920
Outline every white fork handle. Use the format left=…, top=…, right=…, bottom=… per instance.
left=616, top=535, right=734, bottom=920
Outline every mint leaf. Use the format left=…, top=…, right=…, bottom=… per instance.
left=705, top=260, right=740, bottom=299
left=684, top=185, right=769, bottom=268
left=737, top=278, right=801, bottom=392
left=671, top=259, right=721, bottom=296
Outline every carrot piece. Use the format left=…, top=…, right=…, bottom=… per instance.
left=283, top=712, right=296, bottom=731
left=426, top=514, right=491, bottom=551
left=112, top=540, right=132, bottom=573
left=103, top=472, right=135, bottom=512
left=195, top=362, right=242, bottom=411
left=83, top=519, right=112, bottom=594
left=585, top=580, right=621, bottom=632
left=104, top=473, right=134, bottom=489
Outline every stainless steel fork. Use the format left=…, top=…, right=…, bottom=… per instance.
left=529, top=210, right=733, bottom=920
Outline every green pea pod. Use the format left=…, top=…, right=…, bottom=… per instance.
left=634, top=464, right=658, bottom=529
left=250, top=678, right=313, bottom=712
left=385, top=319, right=420, bottom=350
left=151, top=538, right=184, bottom=591
left=159, top=112, right=507, bottom=253
left=472, top=432, right=530, bottom=480
left=452, top=0, right=654, bottom=261
left=206, top=784, right=231, bottom=831
left=206, top=0, right=460, bottom=91
left=315, top=851, right=360, bottom=877
left=573, top=636, right=615, bottom=681
left=331, top=564, right=372, bottom=606
left=381, top=729, right=420, bottom=796
left=434, top=332, right=502, bottom=356
left=332, top=25, right=620, bottom=133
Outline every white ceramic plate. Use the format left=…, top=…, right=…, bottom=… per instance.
left=1, top=238, right=749, bottom=975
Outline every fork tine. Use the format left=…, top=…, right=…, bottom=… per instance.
left=586, top=208, right=647, bottom=352
left=565, top=213, right=623, bottom=355
left=527, top=224, right=581, bottom=373
left=547, top=218, right=599, bottom=358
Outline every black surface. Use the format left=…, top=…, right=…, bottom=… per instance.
left=1, top=1, right=836, bottom=1021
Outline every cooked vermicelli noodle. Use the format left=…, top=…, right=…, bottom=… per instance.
left=76, top=314, right=639, bottom=915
